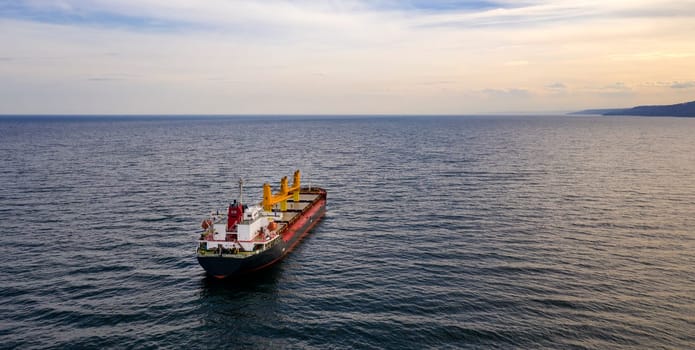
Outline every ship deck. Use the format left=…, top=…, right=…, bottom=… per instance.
left=199, top=189, right=324, bottom=247
left=271, top=192, right=323, bottom=227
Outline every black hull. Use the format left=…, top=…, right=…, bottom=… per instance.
left=197, top=199, right=325, bottom=278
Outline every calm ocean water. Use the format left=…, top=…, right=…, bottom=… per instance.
left=1, top=115, right=694, bottom=349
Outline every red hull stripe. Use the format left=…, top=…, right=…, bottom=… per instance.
left=281, top=199, right=325, bottom=242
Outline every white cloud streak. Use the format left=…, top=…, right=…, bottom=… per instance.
left=2, top=0, right=695, bottom=113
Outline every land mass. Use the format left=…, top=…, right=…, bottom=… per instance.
left=571, top=100, right=695, bottom=117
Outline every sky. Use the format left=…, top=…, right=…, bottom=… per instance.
left=1, top=0, right=694, bottom=114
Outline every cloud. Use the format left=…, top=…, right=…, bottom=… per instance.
left=10, top=1, right=694, bottom=35
left=385, top=0, right=504, bottom=12
left=480, top=88, right=531, bottom=98
left=609, top=51, right=695, bottom=61
left=4, top=1, right=378, bottom=36
left=407, top=0, right=695, bottom=29
left=591, top=82, right=633, bottom=93
left=670, top=81, right=695, bottom=89
left=546, top=82, right=566, bottom=90
left=2, top=0, right=695, bottom=113
left=86, top=73, right=138, bottom=82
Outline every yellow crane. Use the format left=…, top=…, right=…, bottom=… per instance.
left=263, top=170, right=301, bottom=211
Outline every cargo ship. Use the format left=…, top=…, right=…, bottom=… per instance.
left=196, top=170, right=326, bottom=278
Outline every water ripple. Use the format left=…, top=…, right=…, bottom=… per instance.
left=1, top=116, right=694, bottom=349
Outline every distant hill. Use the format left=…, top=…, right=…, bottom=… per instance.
left=571, top=100, right=695, bottom=117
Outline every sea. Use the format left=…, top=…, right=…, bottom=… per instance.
left=0, top=115, right=694, bottom=349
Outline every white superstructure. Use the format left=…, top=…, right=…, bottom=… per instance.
left=236, top=205, right=276, bottom=251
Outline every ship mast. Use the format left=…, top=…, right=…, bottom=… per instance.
left=238, top=178, right=244, bottom=206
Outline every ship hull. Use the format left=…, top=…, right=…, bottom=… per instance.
left=197, top=191, right=326, bottom=278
